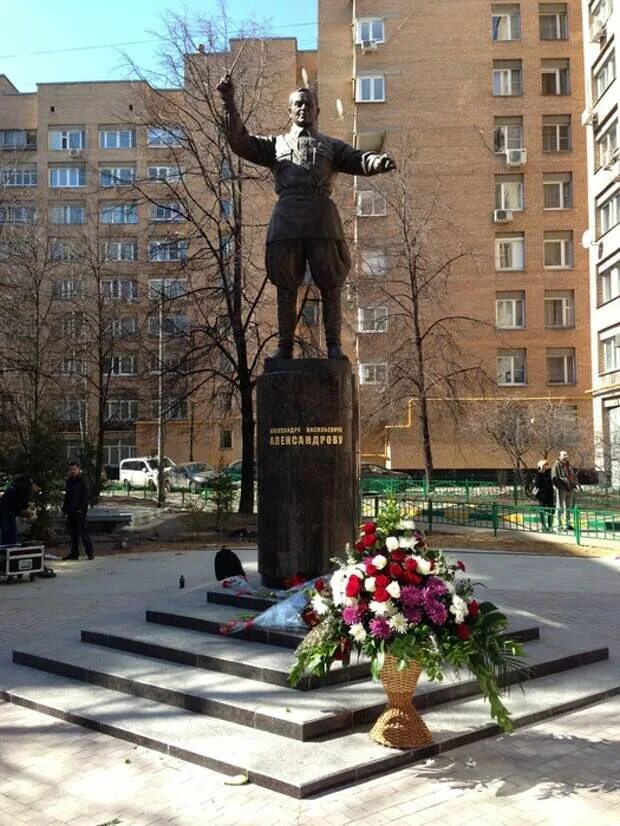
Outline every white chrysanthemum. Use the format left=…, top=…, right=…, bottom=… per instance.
left=386, top=580, right=401, bottom=599
left=364, top=576, right=377, bottom=592
left=344, top=596, right=359, bottom=607
left=372, top=554, right=388, bottom=570
left=398, top=537, right=413, bottom=549
left=311, top=594, right=329, bottom=615
left=411, top=555, right=432, bottom=575
left=330, top=569, right=348, bottom=606
left=370, top=598, right=396, bottom=617
left=389, top=612, right=408, bottom=634
left=450, top=594, right=469, bottom=624
left=385, top=536, right=399, bottom=551
left=349, top=623, right=367, bottom=643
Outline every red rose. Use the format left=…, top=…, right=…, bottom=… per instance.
left=388, top=562, right=404, bottom=579
left=314, top=578, right=326, bottom=592
left=302, top=607, right=320, bottom=627
left=334, top=638, right=351, bottom=661
left=373, top=587, right=390, bottom=602
left=374, top=574, right=389, bottom=588
left=404, top=570, right=422, bottom=586
left=390, top=549, right=406, bottom=562
left=456, top=560, right=466, bottom=572
left=405, top=557, right=418, bottom=571
left=358, top=601, right=369, bottom=614
left=355, top=541, right=365, bottom=552
left=468, top=599, right=479, bottom=619
left=456, top=623, right=470, bottom=640
left=345, top=575, right=361, bottom=597
left=363, top=533, right=377, bottom=548
left=362, top=522, right=376, bottom=534
left=365, top=562, right=377, bottom=576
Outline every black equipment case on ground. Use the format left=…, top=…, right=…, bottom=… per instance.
left=0, top=544, right=45, bottom=582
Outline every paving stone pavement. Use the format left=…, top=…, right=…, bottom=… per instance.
left=0, top=546, right=619, bottom=825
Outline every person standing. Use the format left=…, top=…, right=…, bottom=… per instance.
left=551, top=450, right=578, bottom=531
left=62, top=461, right=94, bottom=560
left=533, top=460, right=554, bottom=532
left=0, top=476, right=40, bottom=545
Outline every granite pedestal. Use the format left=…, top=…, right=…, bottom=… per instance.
left=257, top=358, right=359, bottom=586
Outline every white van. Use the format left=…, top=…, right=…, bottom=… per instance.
left=119, top=456, right=175, bottom=490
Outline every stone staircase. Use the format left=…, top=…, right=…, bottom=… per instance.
left=3, top=583, right=619, bottom=798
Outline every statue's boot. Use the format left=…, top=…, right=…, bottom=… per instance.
left=270, top=288, right=296, bottom=359
left=322, top=288, right=349, bottom=360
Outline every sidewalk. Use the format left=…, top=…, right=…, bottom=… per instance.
left=1, top=547, right=619, bottom=825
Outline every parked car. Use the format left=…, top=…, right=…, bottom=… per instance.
left=223, top=459, right=255, bottom=485
left=164, top=462, right=219, bottom=492
left=119, top=456, right=176, bottom=491
left=360, top=463, right=413, bottom=494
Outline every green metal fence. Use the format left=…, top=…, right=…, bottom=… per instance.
left=361, top=496, right=620, bottom=544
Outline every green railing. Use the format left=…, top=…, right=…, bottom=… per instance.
left=361, top=496, right=620, bottom=544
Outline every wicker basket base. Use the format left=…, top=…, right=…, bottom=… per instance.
left=369, top=705, right=433, bottom=749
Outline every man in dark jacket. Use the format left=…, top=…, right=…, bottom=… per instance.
left=0, top=476, right=40, bottom=545
left=62, top=461, right=94, bottom=560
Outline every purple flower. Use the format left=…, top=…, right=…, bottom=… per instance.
left=425, top=576, right=448, bottom=597
left=400, top=585, right=423, bottom=609
left=369, top=617, right=392, bottom=639
left=342, top=606, right=360, bottom=626
left=404, top=605, right=423, bottom=625
left=424, top=599, right=448, bottom=626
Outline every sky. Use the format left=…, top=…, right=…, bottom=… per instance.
left=1, top=1, right=318, bottom=93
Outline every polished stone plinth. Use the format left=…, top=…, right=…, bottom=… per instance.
left=256, top=358, right=359, bottom=586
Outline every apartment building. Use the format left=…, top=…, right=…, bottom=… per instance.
left=319, top=0, right=593, bottom=472
left=0, top=3, right=599, bottom=476
left=581, top=0, right=620, bottom=484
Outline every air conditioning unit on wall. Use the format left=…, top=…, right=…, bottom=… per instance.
left=506, top=148, right=527, bottom=167
left=493, top=209, right=513, bottom=223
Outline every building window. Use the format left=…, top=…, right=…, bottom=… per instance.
left=495, top=175, right=524, bottom=210
left=495, top=291, right=525, bottom=328
left=355, top=75, right=385, bottom=102
left=148, top=165, right=182, bottom=182
left=358, top=306, right=388, bottom=333
left=0, top=129, right=37, bottom=150
left=101, top=279, right=138, bottom=302
left=104, top=240, right=137, bottom=261
left=100, top=203, right=137, bottom=224
left=219, top=429, right=234, bottom=449
left=596, top=121, right=618, bottom=168
left=601, top=331, right=620, bottom=372
left=99, top=128, right=135, bottom=149
left=152, top=398, right=188, bottom=420
left=543, top=173, right=572, bottom=209
left=360, top=248, right=387, bottom=276
left=53, top=279, right=84, bottom=300
left=148, top=315, right=189, bottom=336
left=0, top=205, right=37, bottom=224
left=150, top=202, right=183, bottom=222
left=103, top=442, right=136, bottom=468
left=547, top=348, right=575, bottom=384
left=541, top=60, right=570, bottom=95
left=147, top=126, right=183, bottom=147
left=100, top=166, right=136, bottom=187
left=543, top=232, right=573, bottom=268
left=359, top=362, right=387, bottom=385
left=493, top=61, right=522, bottom=95
left=148, top=240, right=188, bottom=262
left=49, top=166, right=86, bottom=187
left=58, top=359, right=85, bottom=376
left=106, top=356, right=137, bottom=376
left=600, top=264, right=620, bottom=304
left=356, top=190, right=387, bottom=216
left=544, top=290, right=574, bottom=327
left=105, top=399, right=138, bottom=422
left=48, top=128, right=85, bottom=150
left=597, top=192, right=620, bottom=235
left=57, top=312, right=84, bottom=339
left=356, top=18, right=385, bottom=43
left=49, top=204, right=85, bottom=224
left=493, top=118, right=523, bottom=153
left=109, top=316, right=138, bottom=338
left=539, top=4, right=568, bottom=40
left=220, top=159, right=232, bottom=180
left=0, top=164, right=37, bottom=187
left=492, top=4, right=521, bottom=40
left=594, top=52, right=616, bottom=100
left=542, top=115, right=571, bottom=152
left=591, top=0, right=613, bottom=26
left=51, top=239, right=83, bottom=263
left=495, top=234, right=525, bottom=270
left=300, top=299, right=320, bottom=326
left=497, top=349, right=526, bottom=385
left=148, top=278, right=188, bottom=299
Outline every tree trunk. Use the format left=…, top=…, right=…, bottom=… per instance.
left=238, top=380, right=255, bottom=514
left=417, top=396, right=434, bottom=492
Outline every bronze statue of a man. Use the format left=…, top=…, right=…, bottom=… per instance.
left=217, top=75, right=396, bottom=359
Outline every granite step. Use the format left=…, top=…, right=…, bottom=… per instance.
left=12, top=630, right=609, bottom=741
left=3, top=657, right=619, bottom=798
left=81, top=618, right=540, bottom=691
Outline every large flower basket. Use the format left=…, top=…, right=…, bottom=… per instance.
left=369, top=654, right=432, bottom=749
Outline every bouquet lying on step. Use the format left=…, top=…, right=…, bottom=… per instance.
left=289, top=507, right=524, bottom=731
